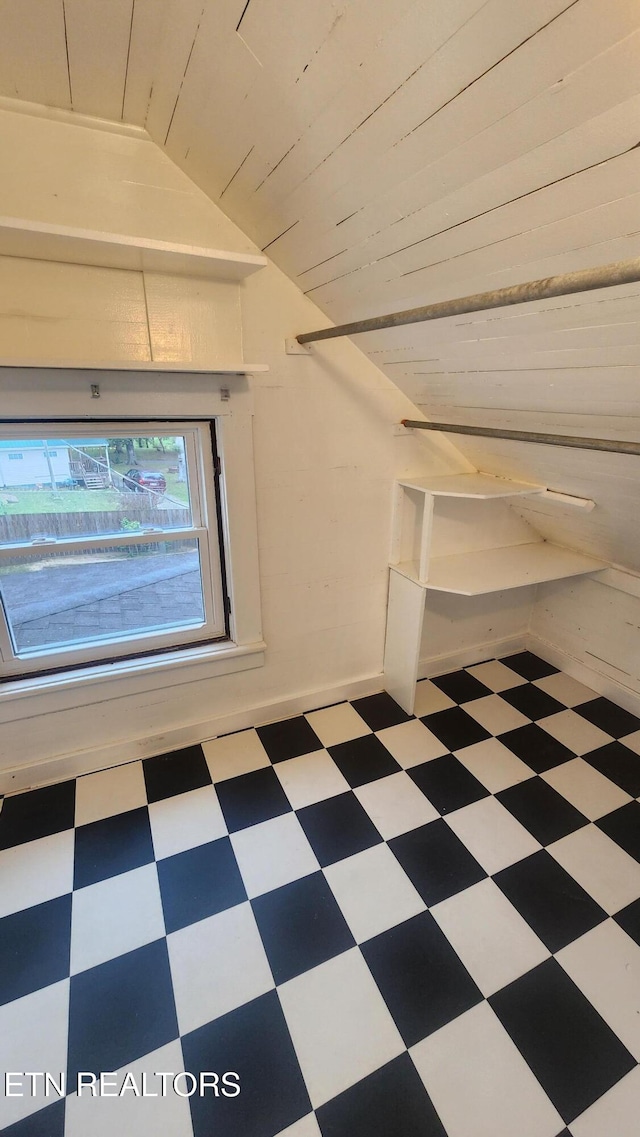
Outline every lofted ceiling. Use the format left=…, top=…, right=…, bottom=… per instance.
left=2, top=0, right=640, bottom=569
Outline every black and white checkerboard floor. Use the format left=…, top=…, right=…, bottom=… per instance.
left=3, top=651, right=640, bottom=1136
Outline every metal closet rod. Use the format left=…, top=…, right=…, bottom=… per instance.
left=401, top=420, right=640, bottom=456
left=296, top=256, right=640, bottom=344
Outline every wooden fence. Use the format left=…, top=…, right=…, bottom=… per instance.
left=0, top=508, right=190, bottom=544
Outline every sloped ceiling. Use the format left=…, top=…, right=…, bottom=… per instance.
left=1, top=0, right=640, bottom=569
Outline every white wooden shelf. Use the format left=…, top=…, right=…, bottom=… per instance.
left=394, top=542, right=605, bottom=595
left=0, top=216, right=268, bottom=281
left=397, top=472, right=544, bottom=498
left=384, top=469, right=606, bottom=715
left=0, top=359, right=269, bottom=374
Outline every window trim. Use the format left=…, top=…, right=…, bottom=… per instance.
left=0, top=419, right=229, bottom=679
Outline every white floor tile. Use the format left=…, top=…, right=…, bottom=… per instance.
left=278, top=947, right=404, bottom=1109
left=305, top=703, right=370, bottom=747
left=324, top=843, right=426, bottom=943
left=70, top=863, right=165, bottom=975
left=445, top=796, right=540, bottom=875
left=542, top=758, right=632, bottom=821
left=454, top=736, right=536, bottom=791
left=557, top=920, right=640, bottom=1061
left=538, top=710, right=613, bottom=755
left=230, top=812, right=319, bottom=899
left=431, top=879, right=549, bottom=997
left=0, top=830, right=74, bottom=919
left=75, top=761, right=146, bottom=826
left=0, top=980, right=69, bottom=1128
left=454, top=737, right=534, bottom=793
left=413, top=679, right=456, bottom=717
left=621, top=729, right=640, bottom=756
left=168, top=902, right=274, bottom=1035
left=64, top=1040, right=193, bottom=1137
left=464, top=695, right=530, bottom=735
left=569, top=1065, right=640, bottom=1137
left=534, top=672, right=597, bottom=708
left=149, top=784, right=227, bottom=860
left=275, top=750, right=350, bottom=810
left=549, top=825, right=640, bottom=915
left=411, top=1001, right=563, bottom=1137
left=467, top=660, right=528, bottom=692
left=202, top=729, right=270, bottom=783
left=354, top=772, right=439, bottom=840
left=375, top=719, right=449, bottom=768
left=275, top=1114, right=322, bottom=1137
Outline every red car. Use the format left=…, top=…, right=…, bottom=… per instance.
left=124, top=469, right=167, bottom=494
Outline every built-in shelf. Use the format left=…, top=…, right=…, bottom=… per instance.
left=0, top=216, right=268, bottom=280
left=385, top=469, right=606, bottom=715
left=0, top=359, right=269, bottom=374
left=393, top=542, right=606, bottom=595
left=398, top=473, right=545, bottom=498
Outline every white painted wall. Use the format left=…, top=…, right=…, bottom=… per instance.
left=0, top=106, right=530, bottom=788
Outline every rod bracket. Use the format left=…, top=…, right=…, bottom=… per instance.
left=285, top=337, right=312, bottom=355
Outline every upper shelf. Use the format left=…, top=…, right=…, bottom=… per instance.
left=0, top=359, right=269, bottom=374
left=0, top=216, right=268, bottom=281
left=398, top=472, right=544, bottom=498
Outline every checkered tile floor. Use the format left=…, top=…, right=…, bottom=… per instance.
left=3, top=652, right=640, bottom=1137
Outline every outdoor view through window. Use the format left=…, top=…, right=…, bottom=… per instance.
left=0, top=424, right=226, bottom=678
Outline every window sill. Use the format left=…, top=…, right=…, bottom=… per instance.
left=0, top=638, right=266, bottom=720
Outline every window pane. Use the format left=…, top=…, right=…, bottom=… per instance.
left=0, top=539, right=205, bottom=654
left=0, top=435, right=193, bottom=543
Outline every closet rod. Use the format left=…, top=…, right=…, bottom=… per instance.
left=296, top=256, right=640, bottom=344
left=401, top=420, right=640, bottom=457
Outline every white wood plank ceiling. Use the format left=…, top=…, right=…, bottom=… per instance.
left=2, top=0, right=640, bottom=568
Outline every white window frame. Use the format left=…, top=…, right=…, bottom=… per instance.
left=0, top=420, right=228, bottom=678
left=0, top=370, right=264, bottom=709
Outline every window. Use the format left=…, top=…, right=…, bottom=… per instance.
left=7, top=453, right=23, bottom=460
left=0, top=422, right=227, bottom=679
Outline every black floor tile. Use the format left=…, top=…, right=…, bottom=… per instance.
left=431, top=669, right=492, bottom=704
left=157, top=836, right=246, bottom=933
left=501, top=684, right=565, bottom=721
left=389, top=819, right=486, bottom=906
left=251, top=872, right=354, bottom=983
left=182, top=989, right=311, bottom=1137
left=361, top=910, right=482, bottom=1046
left=490, top=958, right=635, bottom=1123
left=597, top=801, right=640, bottom=862
left=327, top=734, right=401, bottom=788
left=296, top=792, right=382, bottom=867
left=575, top=697, right=640, bottom=740
left=350, top=691, right=412, bottom=731
left=501, top=652, right=558, bottom=681
left=408, top=755, right=489, bottom=815
left=67, top=939, right=178, bottom=1093
left=497, top=778, right=588, bottom=846
left=498, top=723, right=575, bottom=773
left=420, top=707, right=491, bottom=751
left=73, top=806, right=154, bottom=889
left=583, top=741, right=640, bottom=797
left=215, top=766, right=291, bottom=833
left=0, top=894, right=71, bottom=1006
left=494, top=850, right=606, bottom=953
left=613, top=896, right=640, bottom=946
left=0, top=781, right=75, bottom=850
left=257, top=715, right=323, bottom=763
left=316, top=1052, right=447, bottom=1137
left=2, top=1100, right=65, bottom=1137
left=142, top=744, right=212, bottom=803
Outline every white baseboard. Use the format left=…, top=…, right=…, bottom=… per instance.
left=417, top=634, right=528, bottom=681
left=527, top=633, right=640, bottom=720
left=0, top=672, right=386, bottom=795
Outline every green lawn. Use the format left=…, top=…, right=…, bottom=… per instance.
left=0, top=488, right=126, bottom=514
